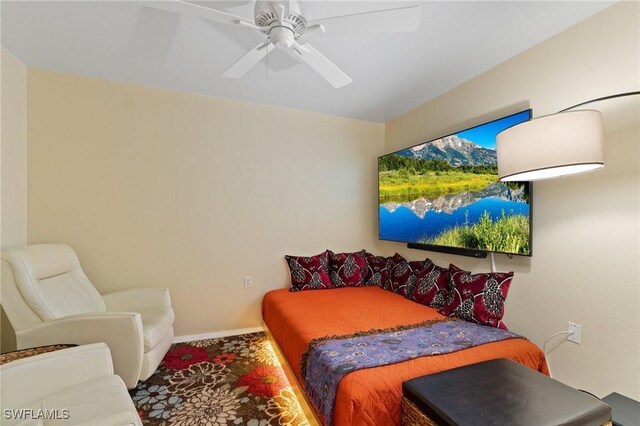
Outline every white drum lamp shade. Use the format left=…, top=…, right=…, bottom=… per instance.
left=497, top=110, right=605, bottom=181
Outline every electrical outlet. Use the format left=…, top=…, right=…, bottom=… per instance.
left=244, top=276, right=252, bottom=288
left=567, top=322, right=582, bottom=344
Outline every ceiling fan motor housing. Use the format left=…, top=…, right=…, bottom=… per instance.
left=254, top=0, right=307, bottom=43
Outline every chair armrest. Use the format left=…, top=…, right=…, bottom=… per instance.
left=0, top=343, right=113, bottom=408
left=15, top=312, right=144, bottom=389
left=102, top=288, right=172, bottom=311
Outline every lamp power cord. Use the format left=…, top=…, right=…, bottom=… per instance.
left=542, top=330, right=575, bottom=378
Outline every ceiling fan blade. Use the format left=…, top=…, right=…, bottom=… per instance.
left=306, top=5, right=421, bottom=36
left=140, top=0, right=258, bottom=29
left=300, top=24, right=324, bottom=37
left=223, top=42, right=274, bottom=79
left=276, top=4, right=285, bottom=26
left=293, top=43, right=352, bottom=88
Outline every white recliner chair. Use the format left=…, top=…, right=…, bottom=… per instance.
left=0, top=244, right=175, bottom=389
left=1, top=343, right=143, bottom=426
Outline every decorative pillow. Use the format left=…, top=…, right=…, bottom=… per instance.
left=410, top=262, right=450, bottom=308
left=440, top=264, right=514, bottom=329
left=329, top=250, right=368, bottom=287
left=386, top=258, right=433, bottom=297
left=441, top=264, right=464, bottom=310
left=285, top=251, right=333, bottom=292
left=364, top=252, right=405, bottom=287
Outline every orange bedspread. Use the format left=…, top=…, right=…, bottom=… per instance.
left=262, top=286, right=548, bottom=426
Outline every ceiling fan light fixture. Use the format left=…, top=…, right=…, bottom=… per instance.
left=270, top=26, right=295, bottom=49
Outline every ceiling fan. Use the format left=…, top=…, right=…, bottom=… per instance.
left=144, top=0, right=421, bottom=88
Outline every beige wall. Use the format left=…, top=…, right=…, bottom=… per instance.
left=1, top=48, right=28, bottom=249
left=384, top=2, right=639, bottom=399
left=1, top=48, right=28, bottom=352
left=26, top=69, right=384, bottom=337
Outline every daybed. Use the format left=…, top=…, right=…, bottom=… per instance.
left=262, top=285, right=548, bottom=426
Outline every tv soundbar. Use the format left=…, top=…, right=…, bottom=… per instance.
left=407, top=243, right=488, bottom=259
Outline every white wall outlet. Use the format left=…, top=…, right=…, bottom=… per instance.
left=244, top=276, right=252, bottom=288
left=567, top=322, right=582, bottom=344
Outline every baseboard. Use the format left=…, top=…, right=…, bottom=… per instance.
left=173, top=326, right=264, bottom=343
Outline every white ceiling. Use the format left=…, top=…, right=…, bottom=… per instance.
left=1, top=1, right=615, bottom=123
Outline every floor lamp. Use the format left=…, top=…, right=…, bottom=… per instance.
left=496, top=91, right=639, bottom=181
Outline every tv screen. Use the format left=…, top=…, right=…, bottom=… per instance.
left=378, top=110, right=532, bottom=257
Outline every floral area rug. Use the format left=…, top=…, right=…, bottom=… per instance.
left=130, top=332, right=311, bottom=426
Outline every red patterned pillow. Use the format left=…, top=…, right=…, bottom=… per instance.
left=285, top=251, right=333, bottom=291
left=386, top=258, right=433, bottom=297
left=440, top=264, right=466, bottom=311
left=364, top=252, right=405, bottom=287
left=410, top=263, right=450, bottom=308
left=440, top=264, right=514, bottom=329
left=329, top=250, right=368, bottom=287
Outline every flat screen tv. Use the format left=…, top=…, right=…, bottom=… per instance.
left=378, top=110, right=532, bottom=257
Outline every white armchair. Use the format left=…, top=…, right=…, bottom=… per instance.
left=0, top=244, right=175, bottom=389
left=0, top=343, right=143, bottom=426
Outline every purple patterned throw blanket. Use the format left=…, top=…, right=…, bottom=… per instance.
left=301, top=318, right=524, bottom=426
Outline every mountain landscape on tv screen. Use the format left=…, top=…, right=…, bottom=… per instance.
left=378, top=111, right=532, bottom=256
left=396, top=135, right=496, bottom=166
